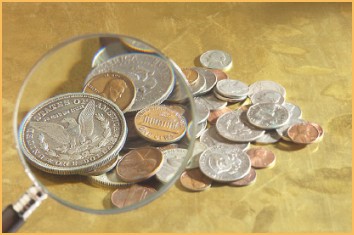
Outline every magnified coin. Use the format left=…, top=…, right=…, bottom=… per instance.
left=246, top=147, right=276, bottom=169
left=246, top=103, right=290, bottom=129
left=229, top=167, right=257, bottom=186
left=287, top=123, right=320, bottom=144
left=111, top=184, right=157, bottom=208
left=83, top=72, right=136, bottom=112
left=156, top=148, right=188, bottom=183
left=200, top=50, right=233, bottom=71
left=248, top=80, right=286, bottom=98
left=92, top=41, right=129, bottom=68
left=182, top=68, right=199, bottom=86
left=120, top=37, right=156, bottom=53
left=116, top=147, right=164, bottom=183
left=88, top=167, right=132, bottom=188
left=84, top=155, right=121, bottom=176
left=180, top=168, right=212, bottom=192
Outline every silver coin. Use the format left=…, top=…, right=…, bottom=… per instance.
left=188, top=120, right=208, bottom=139
left=246, top=103, right=290, bottom=129
left=85, top=53, right=175, bottom=112
left=189, top=68, right=206, bottom=95
left=250, top=90, right=285, bottom=105
left=248, top=80, right=286, bottom=98
left=276, top=118, right=305, bottom=141
left=194, top=68, right=217, bottom=95
left=254, top=130, right=281, bottom=144
left=282, top=102, right=302, bottom=120
left=186, top=141, right=208, bottom=169
left=213, top=89, right=247, bottom=103
left=200, top=125, right=250, bottom=150
left=216, top=79, right=249, bottom=98
left=156, top=148, right=188, bottom=183
left=92, top=42, right=129, bottom=68
left=216, top=109, right=265, bottom=142
left=200, top=50, right=233, bottom=71
left=88, top=168, right=132, bottom=187
left=195, top=93, right=227, bottom=111
left=19, top=93, right=127, bottom=175
left=194, top=98, right=210, bottom=124
left=199, top=145, right=251, bottom=182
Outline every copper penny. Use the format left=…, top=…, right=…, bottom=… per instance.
left=229, top=168, right=257, bottom=186
left=111, top=184, right=157, bottom=208
left=182, top=68, right=199, bottom=85
left=134, top=105, right=187, bottom=143
left=83, top=72, right=136, bottom=112
left=310, top=122, right=324, bottom=142
left=210, top=69, right=229, bottom=81
left=180, top=168, right=212, bottom=192
left=116, top=147, right=164, bottom=183
left=287, top=123, right=320, bottom=144
left=208, top=107, right=233, bottom=125
left=246, top=147, right=276, bottom=169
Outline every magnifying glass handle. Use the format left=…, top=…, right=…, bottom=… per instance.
left=2, top=185, right=47, bottom=233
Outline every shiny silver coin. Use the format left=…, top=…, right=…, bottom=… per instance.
left=199, top=145, right=251, bottom=182
left=250, top=90, right=285, bottom=105
left=276, top=118, right=305, bottom=141
left=215, top=79, right=249, bottom=98
left=246, top=103, right=290, bottom=129
left=194, top=68, right=217, bottom=95
left=195, top=93, right=227, bottom=111
left=92, top=42, right=129, bottom=68
left=200, top=50, right=233, bottom=71
left=156, top=148, right=188, bottom=183
left=88, top=168, right=132, bottom=188
left=200, top=125, right=250, bottom=150
left=186, top=141, right=208, bottom=169
left=194, top=98, right=210, bottom=124
left=282, top=102, right=302, bottom=120
left=19, top=93, right=127, bottom=175
left=85, top=53, right=175, bottom=112
left=213, top=89, right=247, bottom=103
left=254, top=130, right=281, bottom=144
left=216, top=109, right=265, bottom=142
left=248, top=80, right=286, bottom=98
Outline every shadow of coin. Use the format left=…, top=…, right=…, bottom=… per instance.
left=274, top=140, right=307, bottom=151
left=193, top=55, right=203, bottom=67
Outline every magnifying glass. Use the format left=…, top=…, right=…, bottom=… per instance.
left=2, top=34, right=196, bottom=232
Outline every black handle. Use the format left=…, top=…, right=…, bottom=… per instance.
left=2, top=205, right=24, bottom=233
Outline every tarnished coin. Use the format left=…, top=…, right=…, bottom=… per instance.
left=85, top=53, right=174, bottom=112
left=156, top=148, right=188, bottom=183
left=208, top=107, right=233, bottom=125
left=229, top=168, right=257, bottom=187
left=186, top=141, right=208, bottom=169
left=287, top=123, right=320, bottom=144
left=210, top=69, right=229, bottom=81
left=194, top=98, right=210, bottom=124
left=216, top=79, right=249, bottom=98
left=180, top=168, right=212, bottom=191
left=135, top=105, right=187, bottom=143
left=282, top=102, right=302, bottom=120
left=182, top=68, right=199, bottom=86
left=216, top=110, right=265, bottom=142
left=250, top=90, right=284, bottom=105
left=116, top=147, right=164, bottom=183
left=199, top=145, right=251, bottom=182
left=19, top=93, right=127, bottom=175
left=247, top=103, right=290, bottom=129
left=88, top=167, right=132, bottom=187
left=246, top=147, right=276, bottom=169
left=195, top=93, right=227, bottom=111
left=248, top=80, right=286, bottom=98
left=276, top=119, right=305, bottom=141
left=111, top=184, right=157, bottom=208
left=200, top=125, right=250, bottom=150
left=200, top=50, right=233, bottom=71
left=194, top=67, right=217, bottom=95
left=213, top=89, right=248, bottom=103
left=83, top=72, right=136, bottom=112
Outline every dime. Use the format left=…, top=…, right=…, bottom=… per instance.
left=275, top=119, right=305, bottom=141
left=213, top=89, right=248, bottom=103
left=195, top=93, right=227, bottom=111
left=134, top=105, right=187, bottom=143
left=208, top=107, right=233, bottom=125
left=88, top=168, right=132, bottom=187
left=229, top=168, right=257, bottom=186
left=85, top=53, right=175, bottom=112
left=194, top=67, right=217, bottom=95
left=246, top=147, right=276, bottom=169
left=250, top=90, right=284, bottom=105
left=248, top=80, right=286, bottom=98
left=210, top=69, right=229, bottom=81
left=83, top=72, right=136, bottom=112
left=216, top=109, right=265, bottom=142
left=282, top=102, right=302, bottom=120
left=287, top=123, right=320, bottom=144
left=194, top=98, right=210, bottom=124
left=111, top=184, right=156, bottom=208
left=199, top=145, right=251, bottom=182
left=246, top=103, right=290, bottom=129
left=19, top=93, right=127, bottom=175
left=254, top=130, right=281, bottom=144
left=186, top=141, right=208, bottom=169
left=116, top=147, right=164, bottom=183
left=180, top=168, right=212, bottom=191
left=200, top=50, right=233, bottom=71
left=156, top=148, right=188, bottom=183
left=200, top=125, right=250, bottom=150
left=215, top=79, right=249, bottom=98
left=182, top=68, right=199, bottom=86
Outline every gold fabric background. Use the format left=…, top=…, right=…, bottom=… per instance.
left=2, top=2, right=352, bottom=232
